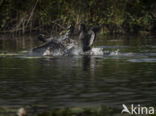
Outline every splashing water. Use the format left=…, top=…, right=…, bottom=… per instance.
left=109, top=49, right=120, bottom=56
left=90, top=48, right=104, bottom=55
left=68, top=47, right=120, bottom=56
left=28, top=44, right=121, bottom=57
left=70, top=46, right=82, bottom=56
left=68, top=47, right=105, bottom=56
left=43, top=48, right=65, bottom=56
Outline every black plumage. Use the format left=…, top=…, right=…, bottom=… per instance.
left=79, top=24, right=97, bottom=52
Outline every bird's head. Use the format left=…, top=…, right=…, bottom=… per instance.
left=37, top=34, right=46, bottom=42
left=67, top=24, right=75, bottom=33
left=38, top=34, right=45, bottom=39
left=79, top=24, right=86, bottom=32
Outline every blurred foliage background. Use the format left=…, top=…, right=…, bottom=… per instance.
left=0, top=0, right=156, bottom=34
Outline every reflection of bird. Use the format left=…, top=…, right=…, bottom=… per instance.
left=79, top=24, right=99, bottom=52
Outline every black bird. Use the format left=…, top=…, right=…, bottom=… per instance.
left=31, top=39, right=66, bottom=56
left=31, top=25, right=75, bottom=56
left=56, top=24, right=75, bottom=45
left=79, top=24, right=97, bottom=52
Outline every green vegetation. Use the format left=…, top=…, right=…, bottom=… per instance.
left=0, top=0, right=156, bottom=34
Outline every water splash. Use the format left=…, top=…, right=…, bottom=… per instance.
left=70, top=46, right=82, bottom=56
left=90, top=48, right=104, bottom=55
left=69, top=47, right=120, bottom=56
left=29, top=45, right=122, bottom=57
left=109, top=49, right=120, bottom=56
left=43, top=48, right=65, bottom=56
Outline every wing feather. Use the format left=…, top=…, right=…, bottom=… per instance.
left=88, top=30, right=95, bottom=47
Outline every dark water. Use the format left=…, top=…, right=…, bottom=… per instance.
left=0, top=35, right=156, bottom=108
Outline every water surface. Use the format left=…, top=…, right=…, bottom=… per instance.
left=0, top=35, right=156, bottom=109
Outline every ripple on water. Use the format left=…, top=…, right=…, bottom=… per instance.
left=128, top=58, right=156, bottom=63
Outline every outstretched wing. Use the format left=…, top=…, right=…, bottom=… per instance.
left=32, top=39, right=65, bottom=53
left=59, top=25, right=75, bottom=43
left=88, top=30, right=95, bottom=47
